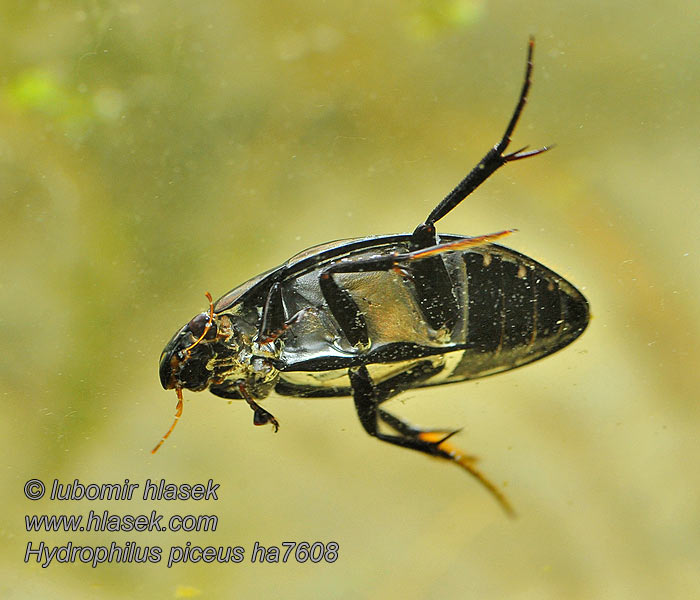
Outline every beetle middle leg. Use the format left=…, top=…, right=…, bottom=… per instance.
left=349, top=365, right=514, bottom=515
left=257, top=282, right=317, bottom=345
left=320, top=247, right=462, bottom=338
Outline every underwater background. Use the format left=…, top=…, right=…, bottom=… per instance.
left=2, top=1, right=698, bottom=598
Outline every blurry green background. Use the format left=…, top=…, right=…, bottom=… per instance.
left=2, top=1, right=698, bottom=598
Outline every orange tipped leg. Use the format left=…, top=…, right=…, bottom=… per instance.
left=350, top=365, right=515, bottom=516
left=418, top=431, right=515, bottom=517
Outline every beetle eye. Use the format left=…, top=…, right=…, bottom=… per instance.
left=187, top=312, right=217, bottom=340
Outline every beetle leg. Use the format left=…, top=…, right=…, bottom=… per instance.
left=349, top=365, right=514, bottom=515
left=376, top=408, right=476, bottom=459
left=319, top=230, right=512, bottom=343
left=319, top=268, right=371, bottom=350
left=399, top=230, right=516, bottom=334
left=402, top=230, right=515, bottom=262
left=320, top=247, right=455, bottom=348
left=320, top=249, right=462, bottom=348
left=331, top=230, right=512, bottom=270
left=237, top=382, right=279, bottom=432
left=414, top=429, right=515, bottom=516
left=373, top=359, right=445, bottom=400
left=349, top=365, right=445, bottom=456
left=376, top=408, right=460, bottom=443
left=258, top=308, right=316, bottom=344
left=258, top=282, right=317, bottom=344
left=260, top=282, right=286, bottom=340
left=412, top=37, right=550, bottom=244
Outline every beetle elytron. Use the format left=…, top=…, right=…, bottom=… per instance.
left=155, top=38, right=589, bottom=514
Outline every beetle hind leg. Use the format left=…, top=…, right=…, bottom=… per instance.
left=413, top=429, right=514, bottom=516
left=412, top=38, right=550, bottom=243
left=350, top=365, right=514, bottom=515
left=377, top=408, right=478, bottom=464
left=319, top=230, right=514, bottom=344
left=349, top=365, right=447, bottom=459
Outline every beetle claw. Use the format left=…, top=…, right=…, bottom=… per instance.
left=418, top=429, right=475, bottom=462
left=504, top=144, right=553, bottom=162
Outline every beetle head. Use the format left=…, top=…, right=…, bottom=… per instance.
left=153, top=293, right=219, bottom=454
left=154, top=291, right=278, bottom=454
left=159, top=306, right=219, bottom=392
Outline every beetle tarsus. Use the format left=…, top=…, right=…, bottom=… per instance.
left=350, top=365, right=514, bottom=515
left=416, top=430, right=514, bottom=516
left=253, top=407, right=280, bottom=432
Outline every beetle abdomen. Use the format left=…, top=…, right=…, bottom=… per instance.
left=448, top=245, right=589, bottom=380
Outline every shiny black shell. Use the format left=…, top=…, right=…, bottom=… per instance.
left=210, top=233, right=588, bottom=398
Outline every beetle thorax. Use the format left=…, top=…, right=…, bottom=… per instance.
left=206, top=313, right=280, bottom=399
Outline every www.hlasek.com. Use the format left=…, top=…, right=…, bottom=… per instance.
left=25, top=509, right=217, bottom=533
left=23, top=478, right=338, bottom=567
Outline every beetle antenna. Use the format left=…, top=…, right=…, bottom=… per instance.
left=183, top=292, right=214, bottom=355
left=151, top=387, right=184, bottom=454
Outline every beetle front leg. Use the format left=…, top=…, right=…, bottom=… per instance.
left=237, top=382, right=279, bottom=432
left=259, top=282, right=286, bottom=341
left=349, top=365, right=514, bottom=515
left=259, top=307, right=316, bottom=345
